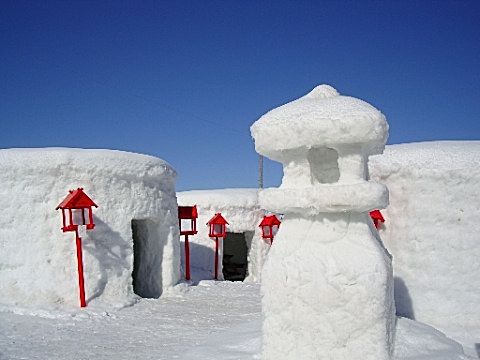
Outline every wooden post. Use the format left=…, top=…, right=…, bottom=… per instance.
left=214, top=237, right=219, bottom=280
left=185, top=235, right=190, bottom=281
left=75, top=232, right=87, bottom=307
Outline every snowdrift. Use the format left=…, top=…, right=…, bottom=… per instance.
left=0, top=148, right=180, bottom=309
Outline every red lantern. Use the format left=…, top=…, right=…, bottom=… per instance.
left=369, top=210, right=385, bottom=230
left=206, top=213, right=229, bottom=280
left=259, top=214, right=281, bottom=245
left=178, top=205, right=198, bottom=281
left=56, top=188, right=98, bottom=308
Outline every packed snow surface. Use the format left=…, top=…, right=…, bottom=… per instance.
left=0, top=148, right=180, bottom=310
left=0, top=282, right=471, bottom=360
left=251, top=84, right=388, bottom=160
left=370, top=141, right=480, bottom=357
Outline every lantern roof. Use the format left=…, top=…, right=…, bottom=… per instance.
left=369, top=209, right=385, bottom=222
left=259, top=214, right=281, bottom=227
left=178, top=205, right=198, bottom=219
left=56, top=188, right=98, bottom=210
left=207, top=212, right=229, bottom=225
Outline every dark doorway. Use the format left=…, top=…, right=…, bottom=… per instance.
left=222, top=232, right=248, bottom=281
left=131, top=219, right=161, bottom=298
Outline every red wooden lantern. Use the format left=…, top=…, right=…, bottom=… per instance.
left=56, top=188, right=98, bottom=232
left=56, top=188, right=98, bottom=308
left=259, top=214, right=281, bottom=244
left=369, top=210, right=385, bottom=230
left=206, top=213, right=229, bottom=280
left=178, top=205, right=198, bottom=281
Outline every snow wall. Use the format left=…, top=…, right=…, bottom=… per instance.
left=370, top=141, right=480, bottom=357
left=0, top=148, right=180, bottom=310
left=176, top=189, right=267, bottom=281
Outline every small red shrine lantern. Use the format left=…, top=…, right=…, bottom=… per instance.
left=207, top=212, right=229, bottom=238
left=370, top=210, right=385, bottom=230
left=178, top=205, right=198, bottom=236
left=207, top=213, right=229, bottom=280
left=178, top=205, right=198, bottom=281
left=56, top=188, right=98, bottom=308
left=56, top=188, right=98, bottom=232
left=259, top=214, right=281, bottom=244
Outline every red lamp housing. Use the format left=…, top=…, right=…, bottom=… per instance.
left=178, top=205, right=198, bottom=236
left=56, top=188, right=98, bottom=232
left=369, top=210, right=385, bottom=230
left=259, top=214, right=281, bottom=244
left=207, top=212, right=229, bottom=238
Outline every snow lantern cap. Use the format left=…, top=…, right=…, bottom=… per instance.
left=250, top=84, right=389, bottom=161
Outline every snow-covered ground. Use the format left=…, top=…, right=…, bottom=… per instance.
left=0, top=281, right=472, bottom=360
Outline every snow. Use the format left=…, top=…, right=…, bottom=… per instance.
left=177, top=188, right=267, bottom=281
left=0, top=148, right=180, bottom=310
left=250, top=84, right=389, bottom=162
left=370, top=141, right=480, bottom=357
left=251, top=85, right=395, bottom=359
left=0, top=282, right=471, bottom=360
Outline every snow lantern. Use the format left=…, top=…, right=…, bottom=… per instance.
left=56, top=188, right=98, bottom=308
left=178, top=205, right=198, bottom=281
left=207, top=212, right=229, bottom=280
left=370, top=209, right=385, bottom=229
left=251, top=84, right=394, bottom=359
left=259, top=214, right=281, bottom=244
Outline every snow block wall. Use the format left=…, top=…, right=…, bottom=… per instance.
left=177, top=189, right=267, bottom=281
left=252, top=85, right=395, bottom=360
left=370, top=141, right=480, bottom=356
left=0, top=148, right=180, bottom=309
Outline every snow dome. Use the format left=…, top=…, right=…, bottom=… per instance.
left=0, top=148, right=180, bottom=309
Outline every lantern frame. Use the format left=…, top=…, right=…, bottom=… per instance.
left=207, top=212, right=229, bottom=238
left=178, top=205, right=198, bottom=236
left=259, top=214, right=282, bottom=243
left=56, top=188, right=98, bottom=232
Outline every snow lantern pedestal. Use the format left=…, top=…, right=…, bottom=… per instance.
left=251, top=85, right=395, bottom=360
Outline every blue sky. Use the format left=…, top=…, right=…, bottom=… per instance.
left=1, top=1, right=479, bottom=190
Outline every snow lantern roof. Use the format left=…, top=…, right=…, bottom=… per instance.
left=250, top=84, right=389, bottom=160
left=56, top=188, right=98, bottom=210
left=259, top=214, right=281, bottom=227
left=206, top=213, right=229, bottom=225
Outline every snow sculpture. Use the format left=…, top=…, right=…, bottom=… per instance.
left=251, top=85, right=395, bottom=359
left=0, top=148, right=180, bottom=309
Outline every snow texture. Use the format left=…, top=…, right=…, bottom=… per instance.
left=177, top=188, right=268, bottom=281
left=370, top=141, right=480, bottom=357
left=251, top=85, right=395, bottom=359
left=0, top=281, right=470, bottom=360
left=0, top=148, right=180, bottom=310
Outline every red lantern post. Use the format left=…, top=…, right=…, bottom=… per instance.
left=369, top=210, right=385, bottom=230
left=207, top=213, right=229, bottom=280
left=259, top=214, right=282, bottom=245
left=56, top=188, right=98, bottom=308
left=178, top=205, right=198, bottom=281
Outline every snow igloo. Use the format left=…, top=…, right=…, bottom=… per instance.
left=0, top=148, right=180, bottom=309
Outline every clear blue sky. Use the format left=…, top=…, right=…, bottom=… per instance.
left=1, top=1, right=479, bottom=190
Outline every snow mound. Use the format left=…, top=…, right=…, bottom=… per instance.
left=250, top=84, right=388, bottom=161
left=370, top=141, right=480, bottom=357
left=0, top=148, right=180, bottom=310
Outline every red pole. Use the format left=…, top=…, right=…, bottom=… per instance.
left=185, top=235, right=190, bottom=281
left=75, top=233, right=87, bottom=308
left=214, top=237, right=219, bottom=280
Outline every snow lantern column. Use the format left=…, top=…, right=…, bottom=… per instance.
left=251, top=84, right=395, bottom=360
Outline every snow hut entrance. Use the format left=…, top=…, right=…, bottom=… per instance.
left=131, top=219, right=162, bottom=298
left=222, top=232, right=248, bottom=281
